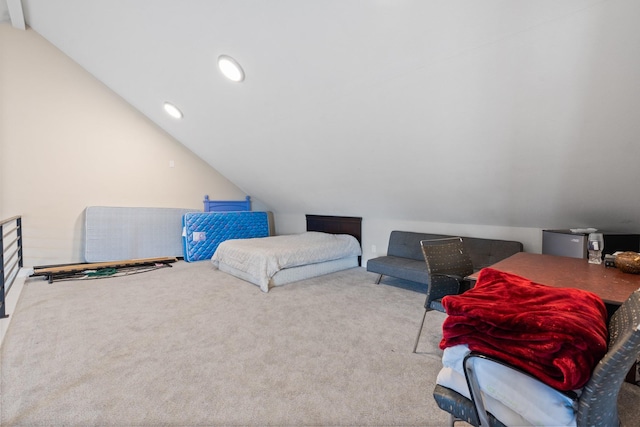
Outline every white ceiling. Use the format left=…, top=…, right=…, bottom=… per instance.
left=13, top=0, right=640, bottom=231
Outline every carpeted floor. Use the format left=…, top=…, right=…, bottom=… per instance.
left=0, top=262, right=450, bottom=426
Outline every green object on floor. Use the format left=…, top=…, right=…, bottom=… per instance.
left=86, top=268, right=117, bottom=277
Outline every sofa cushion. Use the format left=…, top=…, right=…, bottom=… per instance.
left=387, top=231, right=448, bottom=260
left=463, top=239, right=524, bottom=270
left=366, top=256, right=430, bottom=284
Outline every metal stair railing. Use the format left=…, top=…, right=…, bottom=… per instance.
left=1, top=215, right=23, bottom=319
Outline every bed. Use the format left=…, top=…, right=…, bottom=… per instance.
left=211, top=215, right=362, bottom=292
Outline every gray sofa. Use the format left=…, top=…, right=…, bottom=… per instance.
left=367, top=230, right=523, bottom=287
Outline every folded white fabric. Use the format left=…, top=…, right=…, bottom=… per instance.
left=437, top=344, right=579, bottom=427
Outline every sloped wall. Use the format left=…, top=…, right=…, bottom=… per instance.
left=0, top=24, right=247, bottom=266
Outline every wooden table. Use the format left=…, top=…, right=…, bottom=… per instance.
left=467, top=252, right=640, bottom=306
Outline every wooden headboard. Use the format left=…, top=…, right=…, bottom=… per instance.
left=306, top=214, right=362, bottom=265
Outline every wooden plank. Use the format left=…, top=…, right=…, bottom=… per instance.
left=32, top=257, right=177, bottom=275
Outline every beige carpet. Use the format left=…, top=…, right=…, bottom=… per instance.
left=0, top=262, right=451, bottom=426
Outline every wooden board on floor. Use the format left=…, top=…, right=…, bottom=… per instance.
left=32, top=257, right=178, bottom=276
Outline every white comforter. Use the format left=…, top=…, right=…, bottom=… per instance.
left=211, top=232, right=362, bottom=292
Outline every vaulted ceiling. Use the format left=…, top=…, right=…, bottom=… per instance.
left=7, top=1, right=640, bottom=231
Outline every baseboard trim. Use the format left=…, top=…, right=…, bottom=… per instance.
left=0, top=267, right=31, bottom=347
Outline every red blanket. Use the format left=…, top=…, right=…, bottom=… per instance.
left=440, top=268, right=608, bottom=390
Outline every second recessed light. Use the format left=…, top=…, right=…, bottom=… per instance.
left=218, top=55, right=245, bottom=82
left=163, top=102, right=183, bottom=119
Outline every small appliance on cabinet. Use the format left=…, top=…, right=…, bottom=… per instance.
left=542, top=229, right=640, bottom=259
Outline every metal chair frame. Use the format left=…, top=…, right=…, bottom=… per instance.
left=413, top=237, right=474, bottom=353
left=434, top=288, right=640, bottom=427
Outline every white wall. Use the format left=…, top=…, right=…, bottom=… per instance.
left=4, top=0, right=638, bottom=269
left=0, top=24, right=247, bottom=266
left=162, top=1, right=640, bottom=235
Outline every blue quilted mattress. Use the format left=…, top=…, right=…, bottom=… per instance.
left=182, top=211, right=270, bottom=262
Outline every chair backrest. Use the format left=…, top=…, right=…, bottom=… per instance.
left=577, top=289, right=640, bottom=427
left=421, top=237, right=474, bottom=278
left=421, top=238, right=475, bottom=310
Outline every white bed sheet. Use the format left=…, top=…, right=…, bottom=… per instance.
left=211, top=232, right=362, bottom=292
left=218, top=256, right=359, bottom=289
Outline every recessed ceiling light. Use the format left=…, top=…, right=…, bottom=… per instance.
left=217, top=55, right=245, bottom=82
left=163, top=102, right=183, bottom=119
